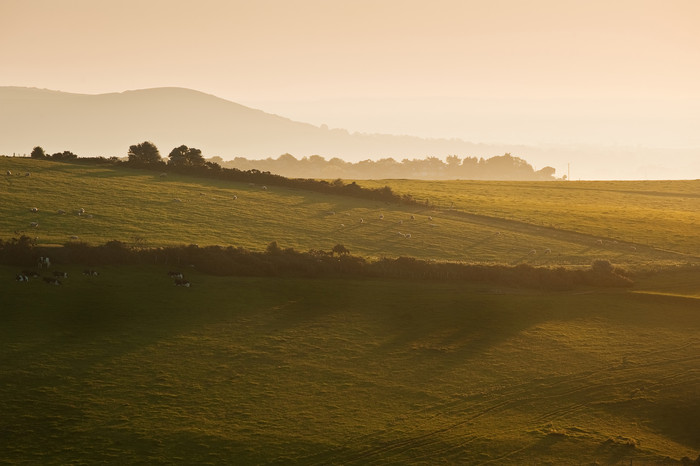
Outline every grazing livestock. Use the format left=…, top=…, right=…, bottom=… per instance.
left=15, top=274, right=29, bottom=282
left=6, top=170, right=11, bottom=175
left=262, top=186, right=268, bottom=190
left=25, top=172, right=30, bottom=177
left=428, top=216, right=433, bottom=221
left=57, top=209, right=66, bottom=214
left=631, top=246, right=637, bottom=251
left=83, top=269, right=99, bottom=276
left=360, top=218, right=364, bottom=224
left=30, top=222, right=39, bottom=228
left=596, top=239, right=603, bottom=245
left=398, top=220, right=403, bottom=225
left=544, top=248, right=551, bottom=255
left=43, top=277, right=61, bottom=285
left=70, top=235, right=79, bottom=240
left=22, top=270, right=40, bottom=278
left=379, top=214, right=384, bottom=220
left=78, top=208, right=85, bottom=215
left=159, top=172, right=167, bottom=178
left=168, top=271, right=184, bottom=279
left=30, top=207, right=38, bottom=213
left=528, top=249, right=537, bottom=255
left=175, top=278, right=191, bottom=287
left=38, top=256, right=50, bottom=268
left=405, top=233, right=412, bottom=239
left=233, top=195, right=237, bottom=200
left=53, top=271, right=68, bottom=278
left=340, top=223, right=345, bottom=227
left=410, top=215, right=415, bottom=220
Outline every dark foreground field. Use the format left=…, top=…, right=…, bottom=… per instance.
left=1, top=265, right=698, bottom=464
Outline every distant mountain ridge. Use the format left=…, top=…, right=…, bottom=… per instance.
left=0, top=86, right=519, bottom=162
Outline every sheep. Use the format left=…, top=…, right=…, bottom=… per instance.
left=25, top=172, right=30, bottom=177
left=340, top=223, right=345, bottom=227
left=262, top=186, right=268, bottom=190
left=405, top=233, right=412, bottom=239
left=83, top=269, right=99, bottom=276
left=167, top=271, right=184, bottom=279
left=70, top=235, right=79, bottom=240
left=428, top=216, right=433, bottom=221
left=410, top=215, right=415, bottom=220
left=38, top=256, right=50, bottom=268
left=544, top=248, right=551, bottom=255
left=159, top=172, right=167, bottom=178
left=53, top=271, right=68, bottom=278
left=398, top=220, right=403, bottom=225
left=175, top=278, right=191, bottom=287
left=528, top=249, right=537, bottom=255
left=57, top=209, right=66, bottom=214
left=360, top=218, right=364, bottom=224
left=86, top=214, right=93, bottom=219
left=15, top=274, right=29, bottom=282
left=379, top=214, right=384, bottom=220
left=22, top=270, right=39, bottom=279
left=77, top=208, right=86, bottom=215
left=233, top=195, right=238, bottom=200
left=30, top=222, right=39, bottom=228
left=173, top=198, right=182, bottom=203
left=43, top=277, right=61, bottom=285
left=6, top=170, right=11, bottom=175
left=30, top=207, right=38, bottom=213
left=596, top=239, right=603, bottom=245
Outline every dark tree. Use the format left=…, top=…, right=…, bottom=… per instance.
left=332, top=244, right=350, bottom=256
left=30, top=146, right=46, bottom=159
left=168, top=145, right=204, bottom=167
left=50, top=150, right=78, bottom=161
left=128, top=141, right=161, bottom=164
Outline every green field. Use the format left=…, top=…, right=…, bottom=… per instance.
left=1, top=158, right=699, bottom=464
left=1, top=266, right=699, bottom=464
left=2, top=158, right=698, bottom=267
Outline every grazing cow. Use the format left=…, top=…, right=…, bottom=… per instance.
left=175, top=278, right=191, bottom=287
left=53, top=271, right=68, bottom=278
left=38, top=256, right=50, bottom=268
left=43, top=277, right=61, bottom=285
left=83, top=269, right=99, bottom=276
left=15, top=274, right=29, bottom=282
left=168, top=271, right=184, bottom=279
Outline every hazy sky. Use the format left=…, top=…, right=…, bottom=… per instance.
left=1, top=0, right=699, bottom=177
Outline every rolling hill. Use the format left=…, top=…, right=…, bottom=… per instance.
left=0, top=86, right=509, bottom=162
left=1, top=157, right=699, bottom=464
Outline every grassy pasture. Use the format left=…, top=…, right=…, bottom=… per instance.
left=1, top=157, right=698, bottom=268
left=1, top=265, right=699, bottom=464
left=357, top=178, right=700, bottom=261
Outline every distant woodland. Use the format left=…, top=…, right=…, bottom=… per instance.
left=214, top=153, right=559, bottom=181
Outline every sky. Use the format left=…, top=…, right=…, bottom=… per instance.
left=1, top=0, right=699, bottom=178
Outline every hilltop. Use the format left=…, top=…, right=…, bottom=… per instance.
left=1, top=86, right=513, bottom=163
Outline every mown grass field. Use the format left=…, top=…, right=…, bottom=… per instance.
left=2, top=157, right=698, bottom=268
left=1, top=157, right=699, bottom=464
left=1, top=265, right=699, bottom=464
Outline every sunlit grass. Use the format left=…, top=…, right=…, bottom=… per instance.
left=2, top=158, right=698, bottom=269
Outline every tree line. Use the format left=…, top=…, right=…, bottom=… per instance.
left=1, top=236, right=632, bottom=290
left=29, top=142, right=416, bottom=205
left=215, top=153, right=559, bottom=181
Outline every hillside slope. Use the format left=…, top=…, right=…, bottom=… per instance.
left=1, top=158, right=697, bottom=268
